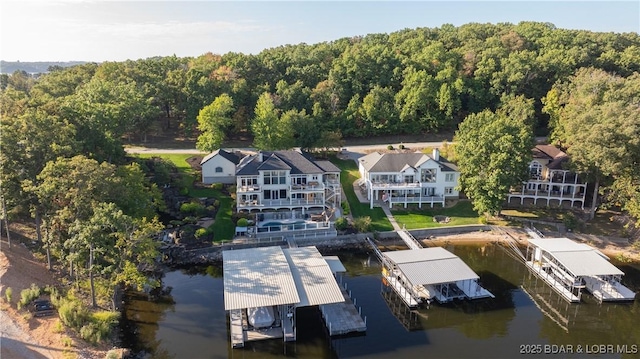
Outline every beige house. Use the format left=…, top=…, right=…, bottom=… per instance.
left=507, top=145, right=587, bottom=208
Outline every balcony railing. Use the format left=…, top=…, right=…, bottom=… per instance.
left=508, top=190, right=586, bottom=199
left=388, top=195, right=444, bottom=203
left=237, top=185, right=261, bottom=192
left=237, top=198, right=325, bottom=208
left=290, top=182, right=325, bottom=192
left=370, top=181, right=423, bottom=188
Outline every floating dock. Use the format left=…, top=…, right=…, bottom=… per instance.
left=223, top=246, right=366, bottom=348
left=525, top=237, right=636, bottom=303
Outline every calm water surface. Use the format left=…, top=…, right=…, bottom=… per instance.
left=121, top=244, right=640, bottom=359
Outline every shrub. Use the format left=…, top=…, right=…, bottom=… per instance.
left=237, top=218, right=249, bottom=227
left=79, top=311, right=119, bottom=344
left=180, top=202, right=206, bottom=216
left=399, top=144, right=405, bottom=150
left=194, top=228, right=208, bottom=238
left=563, top=212, right=579, bottom=231
left=61, top=336, right=73, bottom=347
left=334, top=217, right=348, bottom=231
left=341, top=201, right=350, bottom=215
left=183, top=216, right=198, bottom=224
left=5, top=287, right=12, bottom=303
left=58, top=299, right=90, bottom=330
left=387, top=145, right=394, bottom=150
left=211, top=183, right=223, bottom=190
left=19, top=283, right=41, bottom=308
left=353, top=216, right=372, bottom=233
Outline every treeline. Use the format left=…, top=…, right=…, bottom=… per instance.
left=2, top=22, right=639, bottom=149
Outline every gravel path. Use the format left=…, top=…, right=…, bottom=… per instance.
left=1, top=309, right=50, bottom=359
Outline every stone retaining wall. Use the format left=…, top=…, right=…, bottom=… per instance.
left=161, top=225, right=493, bottom=266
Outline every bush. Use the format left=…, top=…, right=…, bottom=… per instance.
left=399, top=144, right=405, bottom=150
left=563, top=212, right=579, bottom=231
left=194, top=228, right=208, bottom=238
left=183, top=216, right=198, bottom=224
left=237, top=218, right=249, bottom=227
left=180, top=202, right=206, bottom=216
left=387, top=145, right=394, bottom=150
left=5, top=287, right=12, bottom=303
left=19, top=284, right=41, bottom=308
left=353, top=216, right=372, bottom=233
left=334, top=217, right=348, bottom=231
left=341, top=201, right=350, bottom=215
left=211, top=183, right=223, bottom=190
left=58, top=299, right=90, bottom=330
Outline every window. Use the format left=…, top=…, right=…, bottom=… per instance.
left=423, top=187, right=435, bottom=196
left=215, top=166, right=223, bottom=173
left=529, top=161, right=542, bottom=179
left=420, top=169, right=437, bottom=183
left=240, top=177, right=258, bottom=187
left=445, top=187, right=454, bottom=195
left=445, top=173, right=455, bottom=182
left=292, top=176, right=307, bottom=185
left=264, top=171, right=287, bottom=185
left=404, top=175, right=414, bottom=183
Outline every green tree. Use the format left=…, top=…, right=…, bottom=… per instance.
left=544, top=68, right=640, bottom=219
left=454, top=100, right=534, bottom=216
left=251, top=92, right=294, bottom=150
left=196, top=94, right=235, bottom=152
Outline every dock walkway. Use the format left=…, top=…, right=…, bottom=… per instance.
left=320, top=286, right=367, bottom=335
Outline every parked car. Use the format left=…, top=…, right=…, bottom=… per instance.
left=30, top=299, right=55, bottom=317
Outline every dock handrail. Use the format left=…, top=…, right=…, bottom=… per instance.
left=398, top=226, right=424, bottom=250
left=493, top=226, right=526, bottom=263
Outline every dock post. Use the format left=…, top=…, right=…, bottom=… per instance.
left=353, top=297, right=356, bottom=306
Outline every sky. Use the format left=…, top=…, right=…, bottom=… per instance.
left=1, top=0, right=639, bottom=62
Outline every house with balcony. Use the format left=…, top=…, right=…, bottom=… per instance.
left=358, top=149, right=460, bottom=209
left=235, top=150, right=341, bottom=214
left=235, top=150, right=342, bottom=240
left=507, top=145, right=587, bottom=209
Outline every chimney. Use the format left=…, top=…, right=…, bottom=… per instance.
left=432, top=148, right=440, bottom=161
left=258, top=152, right=263, bottom=162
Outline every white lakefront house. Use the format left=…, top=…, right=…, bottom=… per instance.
left=358, top=149, right=460, bottom=209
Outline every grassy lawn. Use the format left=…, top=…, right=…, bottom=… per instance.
left=133, top=153, right=235, bottom=241
left=391, top=201, right=483, bottom=229
left=330, top=156, right=393, bottom=232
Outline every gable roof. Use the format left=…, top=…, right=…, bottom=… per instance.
left=532, top=145, right=568, bottom=170
left=359, top=151, right=458, bottom=173
left=200, top=149, right=240, bottom=165
left=236, top=150, right=332, bottom=176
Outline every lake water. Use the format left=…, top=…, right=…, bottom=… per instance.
left=120, top=243, right=640, bottom=359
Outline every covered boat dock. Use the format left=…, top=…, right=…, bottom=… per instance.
left=223, top=246, right=366, bottom=348
left=381, top=247, right=494, bottom=306
left=525, top=237, right=636, bottom=303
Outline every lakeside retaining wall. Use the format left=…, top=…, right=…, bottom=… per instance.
left=161, top=224, right=493, bottom=265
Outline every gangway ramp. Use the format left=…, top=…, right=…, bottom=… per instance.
left=398, top=227, right=423, bottom=250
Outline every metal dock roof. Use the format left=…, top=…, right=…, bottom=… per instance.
left=528, top=237, right=624, bottom=276
left=383, top=247, right=479, bottom=285
left=283, top=247, right=345, bottom=307
left=223, top=246, right=300, bottom=310
left=323, top=256, right=347, bottom=274
left=223, top=246, right=346, bottom=311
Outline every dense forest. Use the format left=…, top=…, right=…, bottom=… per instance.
left=1, top=22, right=640, bottom=313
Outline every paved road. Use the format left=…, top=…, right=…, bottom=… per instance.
left=125, top=141, right=447, bottom=157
